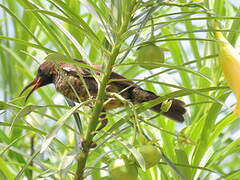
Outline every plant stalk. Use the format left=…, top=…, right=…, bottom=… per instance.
left=73, top=3, right=135, bottom=179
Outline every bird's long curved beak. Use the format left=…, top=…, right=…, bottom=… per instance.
left=20, top=77, right=42, bottom=102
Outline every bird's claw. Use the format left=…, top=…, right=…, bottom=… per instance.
left=96, top=118, right=108, bottom=131
left=81, top=139, right=97, bottom=150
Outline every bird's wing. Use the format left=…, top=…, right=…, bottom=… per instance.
left=59, top=59, right=94, bottom=78
left=109, top=71, right=137, bottom=88
left=61, top=59, right=138, bottom=88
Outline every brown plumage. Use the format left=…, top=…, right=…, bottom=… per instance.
left=20, top=59, right=186, bottom=123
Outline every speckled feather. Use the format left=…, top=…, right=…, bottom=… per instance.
left=27, top=59, right=186, bottom=122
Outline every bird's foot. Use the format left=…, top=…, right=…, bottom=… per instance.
left=80, top=113, right=108, bottom=150
left=81, top=139, right=97, bottom=150
left=96, top=118, right=108, bottom=131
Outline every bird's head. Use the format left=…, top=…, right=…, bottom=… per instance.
left=20, top=61, right=56, bottom=102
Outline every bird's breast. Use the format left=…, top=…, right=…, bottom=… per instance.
left=54, top=74, right=98, bottom=102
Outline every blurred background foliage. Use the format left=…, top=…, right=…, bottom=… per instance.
left=0, top=0, right=240, bottom=179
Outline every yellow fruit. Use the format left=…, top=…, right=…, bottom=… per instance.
left=136, top=144, right=161, bottom=169
left=108, top=158, right=138, bottom=180
left=136, top=43, right=165, bottom=69
left=215, top=27, right=240, bottom=116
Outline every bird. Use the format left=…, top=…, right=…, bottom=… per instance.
left=20, top=59, right=186, bottom=129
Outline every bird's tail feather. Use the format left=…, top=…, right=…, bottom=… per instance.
left=151, top=99, right=186, bottom=122
left=130, top=88, right=186, bottom=122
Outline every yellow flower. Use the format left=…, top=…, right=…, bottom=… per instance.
left=215, top=30, right=240, bottom=116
